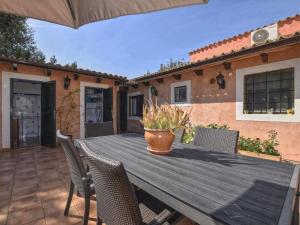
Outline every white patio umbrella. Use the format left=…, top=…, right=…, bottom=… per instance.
left=0, top=0, right=208, bottom=28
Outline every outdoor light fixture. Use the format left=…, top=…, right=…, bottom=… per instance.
left=96, top=76, right=102, bottom=83
left=216, top=72, right=225, bottom=89
left=64, top=75, right=71, bottom=89
left=46, top=69, right=52, bottom=76
left=12, top=63, right=18, bottom=71
left=73, top=73, right=79, bottom=80
left=150, top=86, right=158, bottom=96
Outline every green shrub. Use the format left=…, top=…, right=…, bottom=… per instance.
left=238, top=130, right=280, bottom=156
left=182, top=123, right=229, bottom=144
left=207, top=123, right=230, bottom=130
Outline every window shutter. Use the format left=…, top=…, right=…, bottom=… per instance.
left=103, top=88, right=113, bottom=122
left=137, top=94, right=144, bottom=117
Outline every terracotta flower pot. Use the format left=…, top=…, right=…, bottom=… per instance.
left=144, top=128, right=175, bottom=155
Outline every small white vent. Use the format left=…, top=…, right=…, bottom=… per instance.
left=251, top=23, right=278, bottom=46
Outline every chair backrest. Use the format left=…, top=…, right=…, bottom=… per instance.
left=56, top=130, right=89, bottom=196
left=174, top=128, right=185, bottom=143
left=85, top=121, right=114, bottom=138
left=193, top=127, right=239, bottom=154
left=78, top=140, right=142, bottom=225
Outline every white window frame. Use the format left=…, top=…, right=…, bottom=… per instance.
left=171, top=80, right=191, bottom=106
left=236, top=58, right=300, bottom=122
left=128, top=92, right=142, bottom=120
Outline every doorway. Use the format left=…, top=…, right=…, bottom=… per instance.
left=10, top=79, right=56, bottom=149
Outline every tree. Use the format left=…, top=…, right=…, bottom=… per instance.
left=0, top=12, right=45, bottom=63
left=49, top=55, right=57, bottom=65
left=65, top=61, right=78, bottom=70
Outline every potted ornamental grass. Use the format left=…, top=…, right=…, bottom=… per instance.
left=141, top=102, right=190, bottom=155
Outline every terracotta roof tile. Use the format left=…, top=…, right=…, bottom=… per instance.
left=132, top=32, right=300, bottom=82
left=189, top=13, right=300, bottom=56
left=0, top=56, right=127, bottom=81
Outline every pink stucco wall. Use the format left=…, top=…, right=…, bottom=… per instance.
left=128, top=44, right=300, bottom=161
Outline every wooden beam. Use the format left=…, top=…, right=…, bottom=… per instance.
left=143, top=81, right=150, bottom=86
left=131, top=84, right=139, bottom=89
left=172, top=74, right=181, bottom=80
left=96, top=76, right=102, bottom=83
left=223, top=62, right=231, bottom=70
left=114, top=81, right=120, bottom=86
left=194, top=69, right=203, bottom=76
left=260, top=53, right=268, bottom=62
left=156, top=78, right=164, bottom=83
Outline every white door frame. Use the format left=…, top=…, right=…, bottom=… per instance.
left=2, top=71, right=50, bottom=148
left=79, top=81, right=109, bottom=138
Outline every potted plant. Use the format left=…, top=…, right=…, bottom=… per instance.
left=56, top=88, right=80, bottom=138
left=141, top=103, right=190, bottom=155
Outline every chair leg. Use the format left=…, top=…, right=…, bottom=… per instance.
left=97, top=217, right=102, bottom=225
left=64, top=181, right=74, bottom=216
left=82, top=196, right=90, bottom=225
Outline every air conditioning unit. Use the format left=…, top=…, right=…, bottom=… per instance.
left=251, top=23, right=278, bottom=46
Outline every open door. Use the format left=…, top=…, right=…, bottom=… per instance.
left=41, top=81, right=56, bottom=147
left=118, top=87, right=127, bottom=132
left=103, top=88, right=113, bottom=122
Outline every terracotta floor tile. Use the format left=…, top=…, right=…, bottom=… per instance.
left=42, top=195, right=73, bottom=217
left=12, top=185, right=39, bottom=201
left=75, top=199, right=97, bottom=217
left=10, top=193, right=41, bottom=212
left=45, top=207, right=82, bottom=225
left=0, top=212, right=7, bottom=225
left=24, top=219, right=46, bottom=225
left=7, top=205, right=44, bottom=225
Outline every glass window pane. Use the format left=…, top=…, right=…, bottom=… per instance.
left=254, top=73, right=266, bottom=82
left=267, top=70, right=281, bottom=81
left=174, top=86, right=187, bottom=102
left=85, top=87, right=103, bottom=123
left=281, top=79, right=294, bottom=91
left=281, top=68, right=294, bottom=79
left=254, top=82, right=266, bottom=91
left=243, top=68, right=294, bottom=115
left=269, top=92, right=281, bottom=103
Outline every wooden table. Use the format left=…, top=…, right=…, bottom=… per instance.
left=77, top=133, right=300, bottom=225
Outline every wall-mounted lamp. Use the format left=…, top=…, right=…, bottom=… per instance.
left=64, top=76, right=71, bottom=89
left=12, top=63, right=18, bottom=71
left=216, top=72, right=225, bottom=89
left=96, top=76, right=102, bottom=83
left=150, top=86, right=158, bottom=96
left=73, top=73, right=80, bottom=80
left=260, top=53, right=268, bottom=63
left=46, top=69, right=52, bottom=76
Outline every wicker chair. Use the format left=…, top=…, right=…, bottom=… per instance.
left=174, top=128, right=185, bottom=143
left=56, top=130, right=94, bottom=225
left=78, top=140, right=182, bottom=225
left=193, top=127, right=239, bottom=154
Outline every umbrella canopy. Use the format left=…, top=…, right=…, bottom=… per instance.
left=0, top=0, right=208, bottom=28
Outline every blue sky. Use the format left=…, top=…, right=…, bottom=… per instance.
left=28, top=0, right=300, bottom=78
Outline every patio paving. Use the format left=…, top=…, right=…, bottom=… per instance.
left=0, top=146, right=298, bottom=225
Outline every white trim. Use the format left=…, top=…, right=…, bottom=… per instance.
left=236, top=58, right=300, bottom=122
left=1, top=71, right=50, bottom=148
left=128, top=92, right=142, bottom=120
left=80, top=81, right=110, bottom=138
left=170, top=80, right=191, bottom=106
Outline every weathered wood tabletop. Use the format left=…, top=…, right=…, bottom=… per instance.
left=77, top=133, right=299, bottom=225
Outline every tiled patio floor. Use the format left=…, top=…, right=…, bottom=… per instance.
left=0, top=146, right=298, bottom=225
